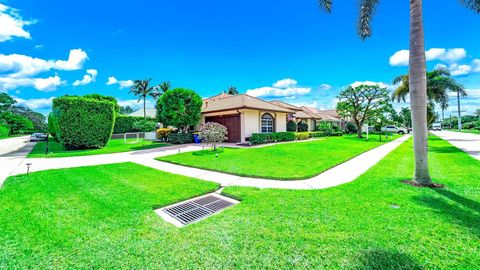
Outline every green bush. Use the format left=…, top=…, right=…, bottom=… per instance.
left=463, top=122, right=476, bottom=129
left=0, top=124, right=10, bottom=137
left=48, top=113, right=59, bottom=141
left=168, top=132, right=194, bottom=144
left=317, top=121, right=333, bottom=136
left=132, top=119, right=157, bottom=132
left=332, top=125, right=341, bottom=132
left=52, top=96, right=116, bottom=149
left=83, top=94, right=120, bottom=114
left=295, top=132, right=310, bottom=140
left=286, top=120, right=297, bottom=132
left=0, top=111, right=34, bottom=134
left=114, top=115, right=139, bottom=134
left=332, top=131, right=343, bottom=136
left=250, top=133, right=271, bottom=145
left=309, top=131, right=326, bottom=137
left=345, top=122, right=357, bottom=133
left=297, top=121, right=308, bottom=132
left=271, top=132, right=295, bottom=142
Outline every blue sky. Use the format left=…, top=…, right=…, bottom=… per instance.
left=1, top=0, right=479, bottom=116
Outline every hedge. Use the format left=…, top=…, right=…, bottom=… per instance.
left=250, top=132, right=295, bottom=145
left=52, top=96, right=116, bottom=149
left=168, top=132, right=194, bottom=144
left=0, top=124, right=9, bottom=137
left=48, top=113, right=59, bottom=141
left=295, top=132, right=310, bottom=140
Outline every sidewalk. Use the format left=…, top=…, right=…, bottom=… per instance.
left=431, top=131, right=480, bottom=161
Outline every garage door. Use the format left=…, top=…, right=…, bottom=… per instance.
left=205, top=114, right=241, bottom=143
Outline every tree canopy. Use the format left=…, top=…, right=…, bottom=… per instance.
left=336, top=84, right=392, bottom=138
left=156, top=88, right=203, bottom=132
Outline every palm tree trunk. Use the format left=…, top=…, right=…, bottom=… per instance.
left=409, top=0, right=432, bottom=185
left=143, top=96, right=146, bottom=120
left=457, top=91, right=462, bottom=130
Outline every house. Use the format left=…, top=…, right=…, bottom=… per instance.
left=129, top=108, right=156, bottom=118
left=270, top=101, right=344, bottom=131
left=200, top=94, right=294, bottom=143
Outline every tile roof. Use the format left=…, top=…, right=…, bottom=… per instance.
left=129, top=108, right=156, bottom=118
left=202, top=94, right=294, bottom=114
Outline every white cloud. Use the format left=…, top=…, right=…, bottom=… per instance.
left=435, top=59, right=480, bottom=77
left=73, top=69, right=97, bottom=86
left=34, top=44, right=43, bottom=50
left=116, top=98, right=153, bottom=109
left=0, top=75, right=65, bottom=92
left=0, top=4, right=35, bottom=42
left=0, top=49, right=88, bottom=77
left=389, top=48, right=467, bottom=66
left=246, top=78, right=311, bottom=98
left=272, top=78, right=297, bottom=88
left=465, top=88, right=480, bottom=99
left=472, top=59, right=480, bottom=72
left=106, top=76, right=134, bottom=89
left=350, top=81, right=392, bottom=90
left=15, top=96, right=54, bottom=110
left=319, top=84, right=332, bottom=90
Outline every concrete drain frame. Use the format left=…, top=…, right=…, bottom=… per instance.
left=155, top=192, right=239, bottom=227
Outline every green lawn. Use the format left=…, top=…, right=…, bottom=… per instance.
left=157, top=134, right=400, bottom=180
left=1, top=137, right=480, bottom=268
left=27, top=138, right=169, bottom=158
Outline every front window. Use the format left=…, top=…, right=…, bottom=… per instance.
left=261, top=113, right=274, bottom=133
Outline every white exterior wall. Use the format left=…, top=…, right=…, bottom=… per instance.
left=244, top=109, right=260, bottom=140
left=275, top=113, right=287, bottom=132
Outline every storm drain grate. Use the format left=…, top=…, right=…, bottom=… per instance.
left=156, top=193, right=239, bottom=227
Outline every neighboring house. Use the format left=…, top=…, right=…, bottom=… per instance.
left=201, top=94, right=294, bottom=143
left=129, top=108, right=156, bottom=118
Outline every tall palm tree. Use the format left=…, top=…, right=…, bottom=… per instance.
left=129, top=79, right=161, bottom=119
left=392, top=69, right=466, bottom=124
left=318, top=0, right=479, bottom=185
left=159, top=81, right=172, bottom=93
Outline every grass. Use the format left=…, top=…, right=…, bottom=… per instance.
left=157, top=134, right=400, bottom=180
left=1, top=136, right=480, bottom=268
left=27, top=138, right=169, bottom=158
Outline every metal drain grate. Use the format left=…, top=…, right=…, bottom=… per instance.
left=158, top=194, right=238, bottom=226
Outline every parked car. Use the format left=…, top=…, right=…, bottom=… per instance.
left=381, top=125, right=409, bottom=135
left=432, top=123, right=442, bottom=131
left=30, top=133, right=47, bottom=142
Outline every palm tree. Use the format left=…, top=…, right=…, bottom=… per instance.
left=392, top=69, right=466, bottom=124
left=318, top=0, right=479, bottom=186
left=159, top=81, right=172, bottom=93
left=225, top=86, right=239, bottom=95
left=129, top=79, right=161, bottom=119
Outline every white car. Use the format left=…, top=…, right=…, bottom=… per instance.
left=381, top=125, right=409, bottom=135
left=432, top=123, right=442, bottom=131
left=30, top=133, right=48, bottom=142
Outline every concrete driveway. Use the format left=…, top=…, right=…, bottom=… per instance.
left=431, top=130, right=480, bottom=161
left=0, top=136, right=36, bottom=185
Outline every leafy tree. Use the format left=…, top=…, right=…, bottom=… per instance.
left=129, top=79, right=162, bottom=119
left=317, top=0, right=479, bottom=185
left=399, top=107, right=412, bottom=128
left=119, top=106, right=134, bottom=115
left=199, top=122, right=228, bottom=150
left=336, top=84, right=392, bottom=138
left=0, top=111, right=34, bottom=134
left=0, top=93, right=16, bottom=113
left=225, top=86, right=239, bottom=95
left=157, top=88, right=203, bottom=132
left=11, top=106, right=47, bottom=132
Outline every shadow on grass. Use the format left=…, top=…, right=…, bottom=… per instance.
left=352, top=249, right=424, bottom=270
left=415, top=191, right=480, bottom=236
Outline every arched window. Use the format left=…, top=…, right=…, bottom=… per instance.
left=261, top=113, right=274, bottom=133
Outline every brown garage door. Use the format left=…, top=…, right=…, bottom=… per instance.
left=205, top=114, right=241, bottom=143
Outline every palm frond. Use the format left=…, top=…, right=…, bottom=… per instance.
left=357, top=0, right=380, bottom=39
left=318, top=0, right=333, bottom=13
left=460, top=0, right=480, bottom=13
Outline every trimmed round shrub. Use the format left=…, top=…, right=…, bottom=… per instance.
left=286, top=120, right=297, bottom=132
left=199, top=122, right=228, bottom=150
left=52, top=96, right=116, bottom=149
left=157, top=88, right=203, bottom=132
left=297, top=121, right=308, bottom=132
left=0, top=123, right=10, bottom=137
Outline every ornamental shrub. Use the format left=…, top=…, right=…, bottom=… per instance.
left=0, top=123, right=10, bottom=137
left=156, top=128, right=172, bottom=140
left=317, top=121, right=333, bottom=136
left=332, top=131, right=343, bottom=136
left=113, top=115, right=140, bottom=133
left=168, top=132, right=194, bottom=144
left=345, top=122, right=357, bottom=133
left=52, top=96, right=115, bottom=149
left=295, top=132, right=310, bottom=140
left=250, top=133, right=271, bottom=145
left=286, top=120, right=297, bottom=132
left=199, top=122, right=228, bottom=150
left=297, top=121, right=308, bottom=132
left=132, top=119, right=157, bottom=132
left=309, top=131, right=326, bottom=138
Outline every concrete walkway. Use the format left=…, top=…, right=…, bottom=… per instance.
left=0, top=136, right=36, bottom=185
left=2, top=135, right=410, bottom=190
left=431, top=130, right=480, bottom=161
